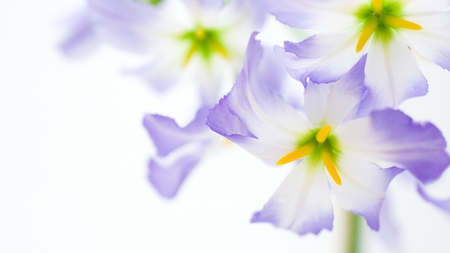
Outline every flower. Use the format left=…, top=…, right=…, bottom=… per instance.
left=265, top=0, right=450, bottom=115
left=207, top=33, right=450, bottom=234
left=142, top=32, right=297, bottom=198
left=61, top=0, right=266, bottom=105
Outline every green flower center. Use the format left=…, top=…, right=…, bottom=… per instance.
left=138, top=0, right=164, bottom=6
left=354, top=0, right=421, bottom=52
left=179, top=26, right=230, bottom=66
left=277, top=125, right=342, bottom=186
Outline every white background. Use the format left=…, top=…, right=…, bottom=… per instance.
left=1, top=0, right=450, bottom=252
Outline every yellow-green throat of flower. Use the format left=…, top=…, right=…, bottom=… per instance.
left=277, top=125, right=342, bottom=186
left=355, top=0, right=422, bottom=52
left=179, top=26, right=230, bottom=66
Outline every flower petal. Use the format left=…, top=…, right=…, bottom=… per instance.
left=358, top=34, right=428, bottom=115
left=417, top=185, right=450, bottom=212
left=304, top=56, right=366, bottom=128
left=148, top=148, right=204, bottom=199
left=59, top=10, right=99, bottom=57
left=143, top=107, right=211, bottom=157
left=263, top=0, right=362, bottom=31
left=221, top=33, right=310, bottom=143
left=330, top=156, right=403, bottom=230
left=251, top=161, right=334, bottom=235
left=277, top=30, right=365, bottom=85
left=336, top=109, right=450, bottom=184
left=399, top=11, right=450, bottom=71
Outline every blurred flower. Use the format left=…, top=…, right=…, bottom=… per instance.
left=207, top=33, right=450, bottom=235
left=61, top=0, right=266, bottom=105
left=265, top=0, right=450, bottom=115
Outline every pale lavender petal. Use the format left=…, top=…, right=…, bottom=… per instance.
left=207, top=33, right=309, bottom=164
left=148, top=149, right=204, bottom=199
left=418, top=185, right=450, bottom=212
left=304, top=56, right=366, bottom=128
left=263, top=0, right=360, bottom=31
left=143, top=107, right=211, bottom=156
left=225, top=33, right=310, bottom=145
left=251, top=162, right=334, bottom=235
left=59, top=11, right=99, bottom=57
left=336, top=109, right=450, bottom=184
left=277, top=30, right=365, bottom=85
left=330, top=155, right=403, bottom=230
left=86, top=0, right=157, bottom=53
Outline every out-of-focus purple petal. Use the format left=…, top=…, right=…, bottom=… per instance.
left=143, top=107, right=211, bottom=156
left=148, top=149, right=204, bottom=199
left=418, top=185, right=450, bottom=212
left=337, top=109, right=450, bottom=184
left=86, top=0, right=158, bottom=53
left=59, top=10, right=99, bottom=57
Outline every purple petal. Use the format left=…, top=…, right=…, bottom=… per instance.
left=143, top=107, right=210, bottom=157
left=277, top=30, right=364, bottom=85
left=418, top=185, right=450, bottom=212
left=86, top=0, right=157, bottom=53
left=59, top=11, right=99, bottom=57
left=337, top=109, right=450, bottom=184
left=148, top=150, right=204, bottom=199
left=207, top=97, right=254, bottom=140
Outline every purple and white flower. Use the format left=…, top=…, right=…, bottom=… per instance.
left=61, top=0, right=266, bottom=105
left=207, top=33, right=450, bottom=234
left=265, top=0, right=450, bottom=115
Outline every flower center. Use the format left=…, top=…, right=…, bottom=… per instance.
left=277, top=125, right=342, bottom=186
left=179, top=26, right=230, bottom=66
left=355, top=0, right=422, bottom=52
left=138, top=0, right=164, bottom=6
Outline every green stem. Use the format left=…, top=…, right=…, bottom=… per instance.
left=345, top=212, right=361, bottom=253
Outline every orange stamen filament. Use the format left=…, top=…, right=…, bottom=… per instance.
left=316, top=125, right=332, bottom=143
left=321, top=147, right=342, bottom=186
left=383, top=15, right=422, bottom=30
left=276, top=141, right=316, bottom=165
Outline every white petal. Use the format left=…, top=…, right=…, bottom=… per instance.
left=252, top=161, right=334, bottom=235
left=304, top=58, right=366, bottom=128
left=360, top=34, right=427, bottom=114
left=399, top=12, right=450, bottom=71
left=330, top=155, right=402, bottom=230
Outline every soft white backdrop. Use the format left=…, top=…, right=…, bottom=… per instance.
left=1, top=1, right=450, bottom=252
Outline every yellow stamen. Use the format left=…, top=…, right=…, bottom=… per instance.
left=183, top=44, right=198, bottom=66
left=372, top=0, right=383, bottom=13
left=316, top=125, right=332, bottom=143
left=223, top=139, right=233, bottom=147
left=210, top=41, right=231, bottom=59
left=321, top=147, right=342, bottom=186
left=195, top=28, right=206, bottom=40
left=383, top=15, right=422, bottom=30
left=356, top=18, right=378, bottom=52
left=277, top=141, right=316, bottom=165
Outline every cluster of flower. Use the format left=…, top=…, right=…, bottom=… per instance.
left=61, top=0, right=450, bottom=244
